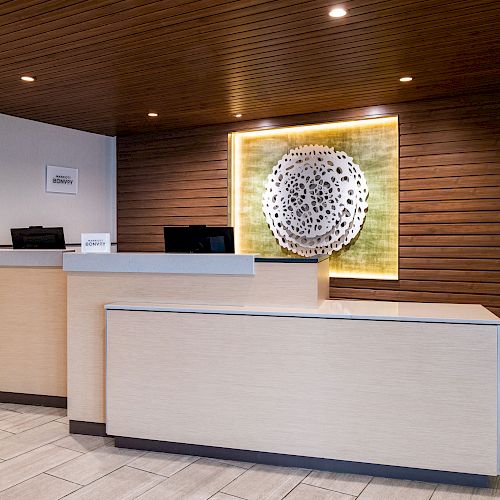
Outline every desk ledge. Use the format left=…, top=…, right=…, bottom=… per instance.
left=63, top=252, right=256, bottom=275
left=104, top=299, right=500, bottom=325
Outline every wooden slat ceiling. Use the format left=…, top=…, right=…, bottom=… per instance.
left=1, top=0, right=499, bottom=136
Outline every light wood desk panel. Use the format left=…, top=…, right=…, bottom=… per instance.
left=0, top=268, right=67, bottom=397
left=67, top=260, right=328, bottom=423
left=106, top=310, right=498, bottom=475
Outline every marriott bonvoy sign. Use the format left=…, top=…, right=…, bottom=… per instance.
left=81, top=233, right=111, bottom=253
left=46, top=165, right=79, bottom=194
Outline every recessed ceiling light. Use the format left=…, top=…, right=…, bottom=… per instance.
left=147, top=112, right=158, bottom=117
left=235, top=113, right=243, bottom=118
left=329, top=7, right=347, bottom=17
left=21, top=75, right=35, bottom=82
left=399, top=76, right=413, bottom=82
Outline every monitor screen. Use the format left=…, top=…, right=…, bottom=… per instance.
left=164, top=226, right=234, bottom=254
left=11, top=226, right=66, bottom=250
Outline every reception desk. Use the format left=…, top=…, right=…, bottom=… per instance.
left=0, top=249, right=70, bottom=405
left=64, top=253, right=329, bottom=428
left=62, top=251, right=500, bottom=486
left=105, top=299, right=500, bottom=486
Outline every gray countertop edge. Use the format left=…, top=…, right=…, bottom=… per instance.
left=0, top=249, right=74, bottom=268
left=104, top=303, right=500, bottom=326
left=63, top=253, right=256, bottom=275
left=62, top=253, right=328, bottom=274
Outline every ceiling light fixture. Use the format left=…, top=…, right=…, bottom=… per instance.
left=329, top=6, right=347, bottom=17
left=147, top=112, right=158, bottom=117
left=235, top=113, right=243, bottom=118
left=21, top=75, right=35, bottom=82
left=399, top=76, right=413, bottom=82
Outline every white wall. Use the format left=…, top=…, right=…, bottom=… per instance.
left=0, top=113, right=116, bottom=245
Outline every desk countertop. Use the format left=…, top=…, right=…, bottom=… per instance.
left=105, top=299, right=500, bottom=325
left=62, top=253, right=327, bottom=275
left=63, top=252, right=257, bottom=275
left=0, top=249, right=73, bottom=267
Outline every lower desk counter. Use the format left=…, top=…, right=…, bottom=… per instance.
left=0, top=250, right=70, bottom=402
left=65, top=254, right=329, bottom=424
left=104, top=300, right=500, bottom=484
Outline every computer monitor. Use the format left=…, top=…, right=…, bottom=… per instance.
left=11, top=226, right=66, bottom=250
left=164, top=225, right=234, bottom=254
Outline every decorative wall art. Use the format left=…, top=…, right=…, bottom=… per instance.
left=262, top=145, right=369, bottom=257
left=230, top=117, right=399, bottom=279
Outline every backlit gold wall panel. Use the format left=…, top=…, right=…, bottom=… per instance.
left=230, top=117, right=399, bottom=279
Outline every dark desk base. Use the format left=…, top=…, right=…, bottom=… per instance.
left=0, top=391, right=66, bottom=408
left=114, top=435, right=491, bottom=488
left=69, top=420, right=108, bottom=437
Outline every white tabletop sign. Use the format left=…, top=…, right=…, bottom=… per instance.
left=46, top=165, right=78, bottom=194
left=81, top=233, right=111, bottom=254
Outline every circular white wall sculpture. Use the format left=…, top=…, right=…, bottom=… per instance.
left=262, top=145, right=369, bottom=256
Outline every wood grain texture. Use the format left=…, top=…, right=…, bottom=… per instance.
left=0, top=268, right=67, bottom=397
left=1, top=1, right=499, bottom=135
left=106, top=310, right=499, bottom=475
left=67, top=261, right=328, bottom=423
left=116, top=92, right=500, bottom=314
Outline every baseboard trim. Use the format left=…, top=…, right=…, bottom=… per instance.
left=115, top=436, right=491, bottom=488
left=69, top=420, right=109, bottom=437
left=0, top=392, right=67, bottom=408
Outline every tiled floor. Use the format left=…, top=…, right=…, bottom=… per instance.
left=0, top=403, right=499, bottom=500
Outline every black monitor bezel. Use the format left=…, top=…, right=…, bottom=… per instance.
left=163, top=225, right=235, bottom=254
left=10, top=226, right=66, bottom=250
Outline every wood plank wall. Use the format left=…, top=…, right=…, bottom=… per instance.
left=117, top=92, right=500, bottom=316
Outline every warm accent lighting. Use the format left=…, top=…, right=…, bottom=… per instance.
left=230, top=116, right=399, bottom=280
left=329, top=6, right=347, bottom=17
left=235, top=113, right=243, bottom=118
left=399, top=76, right=413, bottom=82
left=21, top=75, right=35, bottom=82
left=232, top=116, right=397, bottom=139
left=147, top=112, right=158, bottom=117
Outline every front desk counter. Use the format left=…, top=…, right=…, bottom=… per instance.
left=63, top=253, right=329, bottom=429
left=64, top=252, right=500, bottom=486
left=0, top=249, right=71, bottom=405
left=104, top=299, right=500, bottom=487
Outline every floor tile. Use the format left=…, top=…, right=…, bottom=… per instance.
left=56, top=416, right=69, bottom=425
left=222, top=463, right=310, bottom=500
left=0, top=404, right=25, bottom=414
left=63, top=466, right=164, bottom=499
left=0, top=472, right=80, bottom=500
left=209, top=458, right=255, bottom=470
left=47, top=444, right=145, bottom=485
left=128, top=451, right=199, bottom=477
left=0, top=412, right=61, bottom=434
left=284, top=483, right=355, bottom=500
left=210, top=494, right=242, bottom=500
left=0, top=405, right=66, bottom=417
left=0, top=444, right=81, bottom=492
left=0, top=421, right=69, bottom=460
left=0, top=403, right=21, bottom=418
left=0, top=408, right=20, bottom=421
left=0, top=431, right=12, bottom=441
left=137, top=457, right=246, bottom=499
left=357, top=477, right=437, bottom=500
left=53, top=434, right=112, bottom=453
left=0, top=409, right=17, bottom=421
left=304, top=471, right=373, bottom=495
left=431, top=484, right=500, bottom=499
